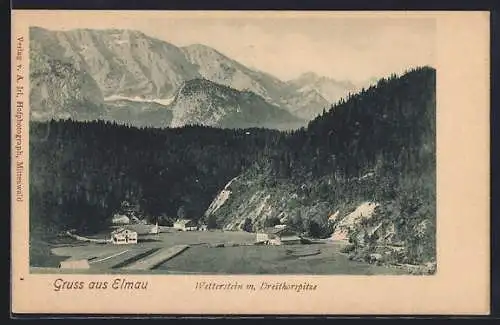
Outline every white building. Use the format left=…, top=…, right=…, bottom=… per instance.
left=111, top=214, right=130, bottom=225
left=59, top=259, right=90, bottom=269
left=173, top=219, right=197, bottom=231
left=111, top=228, right=138, bottom=245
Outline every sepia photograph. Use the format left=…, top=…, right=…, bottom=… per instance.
left=11, top=10, right=490, bottom=315
left=27, top=15, right=437, bottom=276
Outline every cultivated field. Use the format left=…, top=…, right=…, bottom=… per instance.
left=158, top=243, right=407, bottom=275
left=34, top=230, right=255, bottom=268
left=32, top=230, right=407, bottom=275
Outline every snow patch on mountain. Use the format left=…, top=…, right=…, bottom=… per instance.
left=104, top=95, right=176, bottom=106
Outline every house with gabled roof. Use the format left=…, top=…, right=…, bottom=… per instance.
left=255, top=225, right=302, bottom=245
left=173, top=219, right=197, bottom=231
left=111, top=227, right=138, bottom=245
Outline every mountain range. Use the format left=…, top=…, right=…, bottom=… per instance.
left=29, top=27, right=358, bottom=129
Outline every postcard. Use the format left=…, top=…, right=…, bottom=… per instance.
left=11, top=10, right=490, bottom=315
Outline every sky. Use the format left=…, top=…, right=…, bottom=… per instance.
left=24, top=11, right=436, bottom=85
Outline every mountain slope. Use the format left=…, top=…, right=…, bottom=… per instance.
left=30, top=50, right=105, bottom=121
left=181, top=44, right=330, bottom=119
left=103, top=99, right=173, bottom=128
left=29, top=121, right=283, bottom=243
left=28, top=66, right=436, bottom=273
left=30, top=27, right=332, bottom=122
left=168, top=78, right=306, bottom=129
left=282, top=87, right=331, bottom=120
left=30, top=26, right=200, bottom=99
left=287, top=72, right=358, bottom=105
left=204, top=67, right=436, bottom=268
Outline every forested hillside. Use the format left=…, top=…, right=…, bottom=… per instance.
left=30, top=66, right=436, bottom=267
left=205, top=66, right=436, bottom=265
left=30, top=122, right=283, bottom=236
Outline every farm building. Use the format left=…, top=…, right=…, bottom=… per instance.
left=119, top=224, right=156, bottom=235
left=111, top=228, right=138, bottom=245
left=173, top=219, right=198, bottom=231
left=111, top=214, right=130, bottom=225
left=59, top=259, right=90, bottom=269
left=256, top=226, right=302, bottom=245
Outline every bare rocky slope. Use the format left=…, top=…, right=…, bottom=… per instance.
left=30, top=48, right=174, bottom=128
left=168, top=78, right=306, bottom=130
left=181, top=44, right=331, bottom=119
left=30, top=27, right=199, bottom=99
left=287, top=72, right=358, bottom=105
left=29, top=27, right=342, bottom=125
left=30, top=50, right=105, bottom=121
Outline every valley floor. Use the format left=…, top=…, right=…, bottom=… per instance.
left=31, top=229, right=409, bottom=275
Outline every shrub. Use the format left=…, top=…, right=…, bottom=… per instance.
left=207, top=215, right=219, bottom=229
left=340, top=244, right=356, bottom=254
left=242, top=218, right=253, bottom=232
left=264, top=216, right=281, bottom=227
